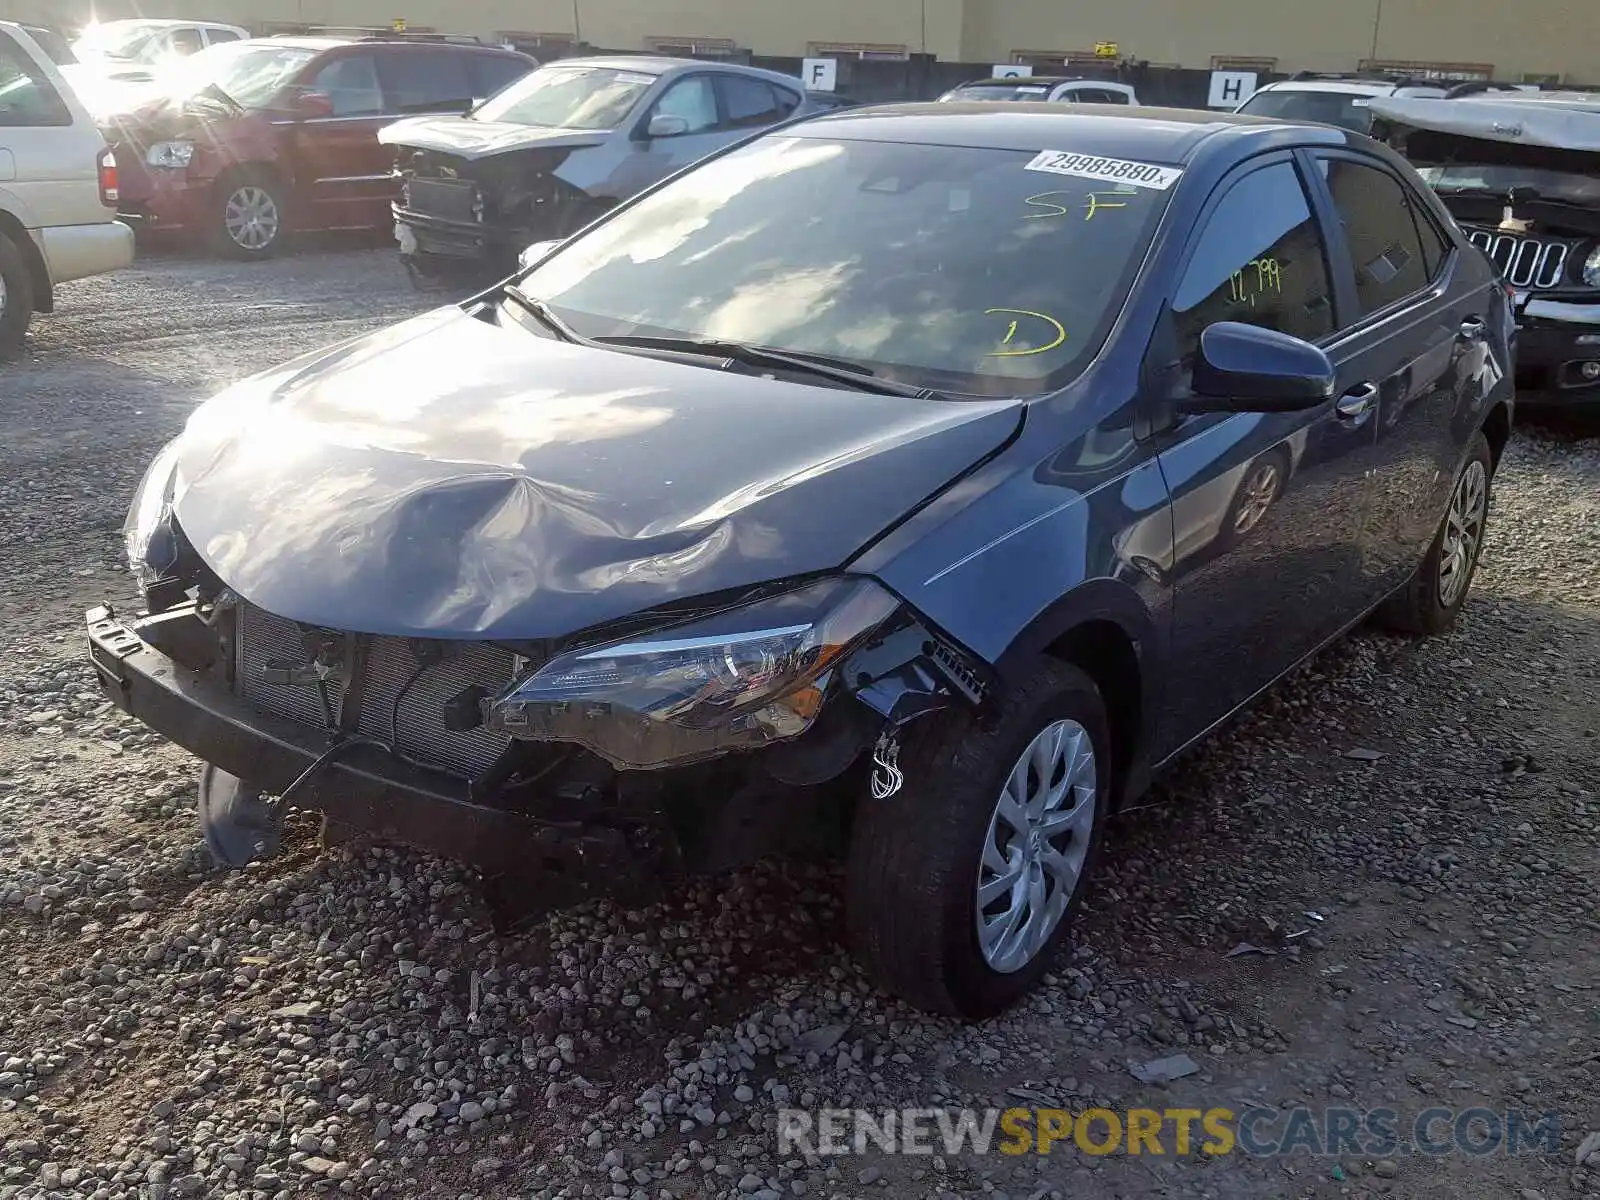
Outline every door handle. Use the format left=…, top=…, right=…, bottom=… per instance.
left=1335, top=382, right=1378, bottom=419
left=1459, top=316, right=1487, bottom=341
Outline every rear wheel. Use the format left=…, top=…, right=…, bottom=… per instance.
left=1373, top=430, right=1493, bottom=635
left=0, top=230, right=36, bottom=359
left=846, top=658, right=1109, bottom=1019
left=212, top=170, right=289, bottom=259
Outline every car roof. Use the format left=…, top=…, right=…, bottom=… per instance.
left=798, top=102, right=1342, bottom=161
left=86, top=18, right=220, bottom=30
left=253, top=36, right=356, bottom=51
left=546, top=54, right=804, bottom=86
left=1254, top=79, right=1406, bottom=96
left=952, top=76, right=1117, bottom=87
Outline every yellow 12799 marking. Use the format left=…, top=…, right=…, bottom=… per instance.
left=1229, top=257, right=1283, bottom=306
left=985, top=307, right=1067, bottom=357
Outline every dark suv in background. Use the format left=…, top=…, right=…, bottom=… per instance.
left=104, top=35, right=534, bottom=257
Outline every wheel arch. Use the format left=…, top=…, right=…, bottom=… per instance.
left=0, top=207, right=53, bottom=314
left=996, top=579, right=1162, bottom=811
left=1480, top=399, right=1511, bottom=475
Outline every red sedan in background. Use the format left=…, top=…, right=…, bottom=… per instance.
left=104, top=35, right=534, bottom=257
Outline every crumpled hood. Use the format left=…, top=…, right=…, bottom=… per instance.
left=378, top=116, right=607, bottom=159
left=171, top=307, right=1023, bottom=640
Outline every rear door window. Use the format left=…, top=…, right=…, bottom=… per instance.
left=1317, top=157, right=1436, bottom=316
left=1171, top=159, right=1336, bottom=358
left=309, top=53, right=385, bottom=117
left=0, top=30, right=70, bottom=126
left=378, top=49, right=475, bottom=114
left=169, top=27, right=204, bottom=57
left=472, top=53, right=531, bottom=99
left=717, top=75, right=787, bottom=130
left=205, top=28, right=243, bottom=45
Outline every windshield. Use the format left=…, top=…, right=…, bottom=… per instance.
left=1416, top=163, right=1600, bottom=206
left=1237, top=89, right=1375, bottom=133
left=518, top=135, right=1173, bottom=396
left=157, top=43, right=319, bottom=110
left=944, top=83, right=1055, bottom=103
left=73, top=21, right=164, bottom=62
left=473, top=64, right=656, bottom=129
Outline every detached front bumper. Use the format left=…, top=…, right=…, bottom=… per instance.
left=1513, top=293, right=1600, bottom=405
left=85, top=604, right=636, bottom=879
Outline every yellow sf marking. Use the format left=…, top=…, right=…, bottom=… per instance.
left=1082, top=191, right=1128, bottom=220
left=985, top=307, right=1067, bottom=357
left=1023, top=190, right=1129, bottom=221
left=1023, top=192, right=1073, bottom=219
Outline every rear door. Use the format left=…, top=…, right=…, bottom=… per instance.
left=1149, top=152, right=1380, bottom=750
left=1306, top=150, right=1497, bottom=598
left=288, top=50, right=393, bottom=230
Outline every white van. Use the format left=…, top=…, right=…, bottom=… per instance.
left=0, top=22, right=135, bottom=358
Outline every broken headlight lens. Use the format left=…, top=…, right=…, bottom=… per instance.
left=1583, top=246, right=1600, bottom=288
left=123, top=438, right=182, bottom=596
left=486, top=577, right=900, bottom=770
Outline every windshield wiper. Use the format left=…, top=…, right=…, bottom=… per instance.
left=501, top=283, right=581, bottom=342
left=502, top=287, right=943, bottom=398
left=591, top=333, right=942, bottom=399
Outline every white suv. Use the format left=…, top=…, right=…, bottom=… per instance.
left=0, top=22, right=134, bottom=357
left=1235, top=73, right=1448, bottom=133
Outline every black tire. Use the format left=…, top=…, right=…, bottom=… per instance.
left=1373, top=430, right=1494, bottom=636
left=845, top=658, right=1111, bottom=1020
left=210, top=169, right=290, bottom=259
left=0, top=230, right=36, bottom=359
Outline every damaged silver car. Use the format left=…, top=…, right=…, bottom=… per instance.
left=1370, top=88, right=1600, bottom=408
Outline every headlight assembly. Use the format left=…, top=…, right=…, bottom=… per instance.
left=123, top=439, right=183, bottom=595
left=146, top=140, right=195, bottom=170
left=486, top=577, right=901, bottom=769
left=1583, top=245, right=1600, bottom=289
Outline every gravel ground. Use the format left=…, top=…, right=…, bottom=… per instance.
left=1, top=246, right=1598, bottom=1200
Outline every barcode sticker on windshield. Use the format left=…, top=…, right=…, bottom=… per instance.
left=1024, top=150, right=1183, bottom=190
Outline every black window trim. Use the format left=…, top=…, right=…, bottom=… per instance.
left=1300, top=146, right=1460, bottom=338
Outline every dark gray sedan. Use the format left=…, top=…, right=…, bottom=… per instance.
left=96, top=105, right=1513, bottom=1020
left=380, top=56, right=837, bottom=277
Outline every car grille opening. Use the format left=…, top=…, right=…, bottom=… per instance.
left=1465, top=226, right=1574, bottom=289
left=234, top=603, right=518, bottom=780
left=406, top=177, right=482, bottom=223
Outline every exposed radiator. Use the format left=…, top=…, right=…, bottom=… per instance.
left=234, top=603, right=519, bottom=780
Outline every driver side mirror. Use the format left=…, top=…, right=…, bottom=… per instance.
left=517, top=239, right=562, bottom=272
left=1183, top=322, right=1336, bottom=414
left=292, top=90, right=335, bottom=119
left=645, top=112, right=690, bottom=139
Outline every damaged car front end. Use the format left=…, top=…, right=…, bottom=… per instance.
left=1371, top=92, right=1600, bottom=406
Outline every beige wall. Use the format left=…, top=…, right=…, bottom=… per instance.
left=5, top=0, right=1595, bottom=82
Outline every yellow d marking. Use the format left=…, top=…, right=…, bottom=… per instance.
left=985, top=307, right=1067, bottom=357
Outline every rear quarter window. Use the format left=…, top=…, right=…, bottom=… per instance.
left=0, top=31, right=71, bottom=127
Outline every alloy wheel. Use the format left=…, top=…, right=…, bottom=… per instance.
left=224, top=185, right=280, bottom=252
left=1438, top=459, right=1488, bottom=608
left=1233, top=461, right=1280, bottom=535
left=975, top=718, right=1097, bottom=974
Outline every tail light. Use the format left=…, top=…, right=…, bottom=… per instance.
left=98, top=147, right=119, bottom=207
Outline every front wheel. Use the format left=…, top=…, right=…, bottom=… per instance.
left=0, top=230, right=36, bottom=359
left=845, top=658, right=1109, bottom=1020
left=1373, top=430, right=1493, bottom=636
left=212, top=171, right=289, bottom=259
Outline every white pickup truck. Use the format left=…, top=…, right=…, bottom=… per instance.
left=0, top=21, right=134, bottom=358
